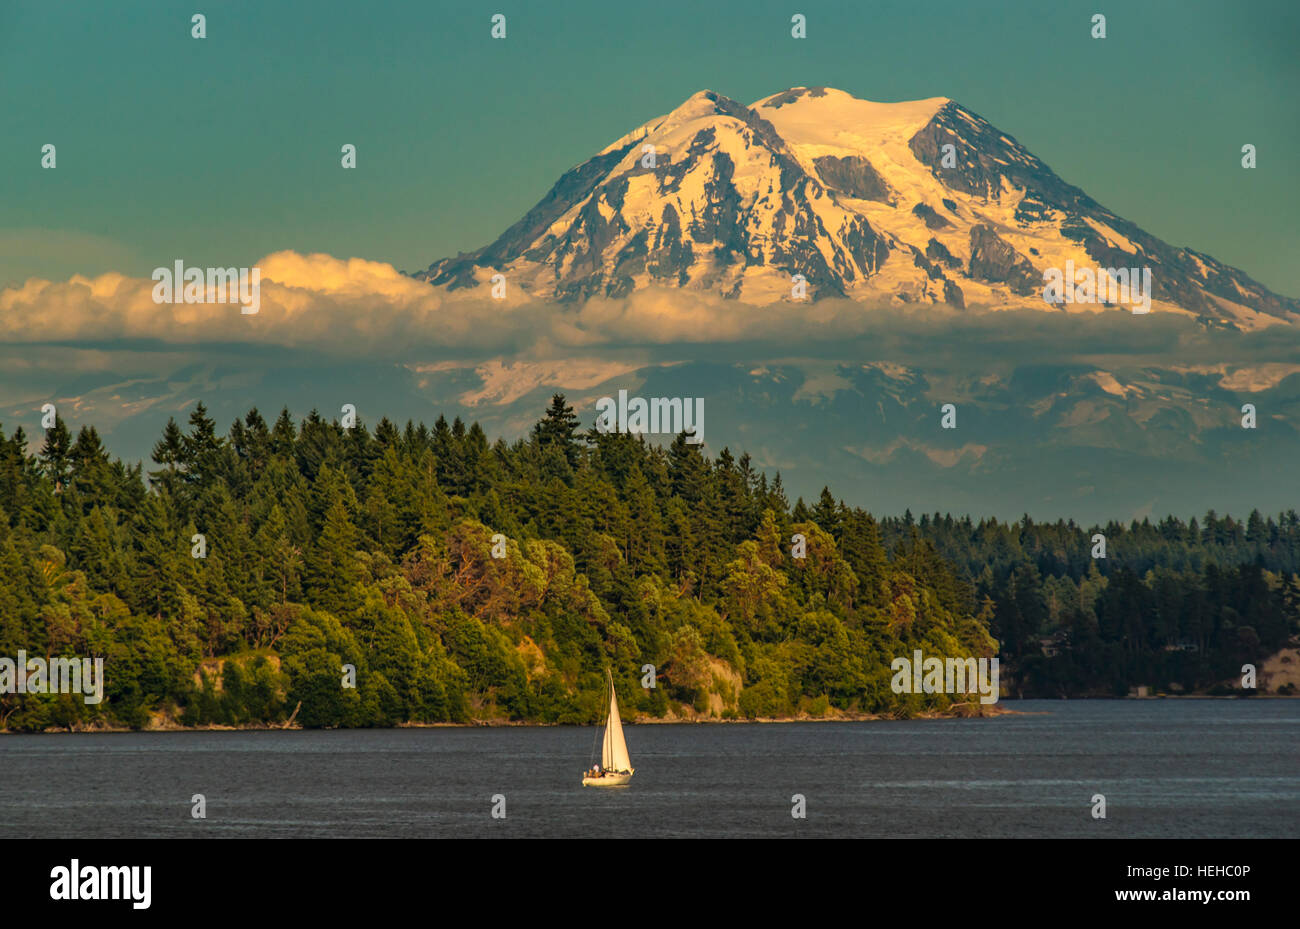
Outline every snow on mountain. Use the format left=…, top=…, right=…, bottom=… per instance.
left=415, top=87, right=1298, bottom=329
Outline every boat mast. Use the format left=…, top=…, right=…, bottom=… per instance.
left=604, top=669, right=612, bottom=769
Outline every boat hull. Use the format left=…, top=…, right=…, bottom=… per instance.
left=582, top=772, right=633, bottom=787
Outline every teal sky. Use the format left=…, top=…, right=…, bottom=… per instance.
left=3, top=0, right=1297, bottom=295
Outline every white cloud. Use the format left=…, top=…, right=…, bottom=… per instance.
left=3, top=250, right=1298, bottom=375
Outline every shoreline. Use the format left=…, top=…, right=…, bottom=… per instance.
left=5, top=704, right=1022, bottom=734
left=5, top=694, right=1292, bottom=734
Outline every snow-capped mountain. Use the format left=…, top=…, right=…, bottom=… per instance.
left=416, top=87, right=1298, bottom=328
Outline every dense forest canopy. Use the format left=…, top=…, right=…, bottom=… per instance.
left=0, top=395, right=1295, bottom=731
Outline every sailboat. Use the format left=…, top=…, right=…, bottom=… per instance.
left=582, top=669, right=634, bottom=787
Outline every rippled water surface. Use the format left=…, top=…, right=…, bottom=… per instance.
left=1, top=699, right=1295, bottom=837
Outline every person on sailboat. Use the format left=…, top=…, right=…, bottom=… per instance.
left=582, top=668, right=635, bottom=787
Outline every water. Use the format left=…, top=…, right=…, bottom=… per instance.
left=1, top=700, right=1295, bottom=838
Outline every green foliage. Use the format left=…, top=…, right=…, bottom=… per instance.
left=887, top=511, right=1300, bottom=694
left=1, top=403, right=1295, bottom=730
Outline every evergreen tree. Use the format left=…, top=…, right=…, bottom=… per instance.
left=533, top=394, right=582, bottom=468
left=39, top=414, right=73, bottom=492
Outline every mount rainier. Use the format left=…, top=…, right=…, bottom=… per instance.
left=415, top=86, right=1297, bottom=329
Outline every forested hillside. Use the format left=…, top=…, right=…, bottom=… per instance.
left=879, top=510, right=1300, bottom=697
left=0, top=396, right=1294, bottom=731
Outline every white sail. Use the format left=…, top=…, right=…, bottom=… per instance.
left=601, top=673, right=632, bottom=773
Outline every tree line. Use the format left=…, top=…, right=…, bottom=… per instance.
left=0, top=395, right=1294, bottom=730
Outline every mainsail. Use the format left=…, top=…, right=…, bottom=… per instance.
left=601, top=671, right=632, bottom=773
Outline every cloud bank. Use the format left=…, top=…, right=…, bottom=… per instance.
left=2, top=251, right=1299, bottom=376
